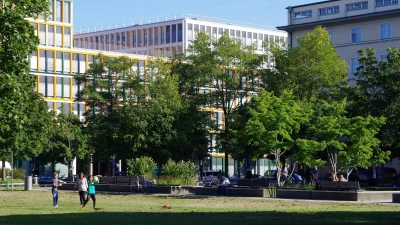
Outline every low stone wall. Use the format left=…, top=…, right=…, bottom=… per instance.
left=194, top=186, right=276, bottom=197
left=277, top=189, right=398, bottom=202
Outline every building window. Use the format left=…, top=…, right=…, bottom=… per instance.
left=346, top=1, right=368, bottom=11
left=56, top=1, right=62, bottom=22
left=64, top=2, right=71, bottom=23
left=319, top=6, right=339, bottom=15
left=166, top=25, right=170, bottom=44
left=351, top=57, right=360, bottom=74
left=178, top=23, right=183, bottom=42
left=351, top=26, right=362, bottom=43
left=380, top=54, right=387, bottom=61
left=294, top=10, right=312, bottom=19
left=218, top=28, right=223, bottom=35
left=327, top=30, right=334, bottom=43
left=376, top=0, right=398, bottom=6
left=172, top=24, right=177, bottom=43
left=188, top=23, right=193, bottom=30
left=380, top=22, right=392, bottom=39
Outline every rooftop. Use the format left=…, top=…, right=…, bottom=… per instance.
left=74, top=13, right=279, bottom=35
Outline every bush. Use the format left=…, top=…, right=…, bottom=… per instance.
left=163, top=160, right=198, bottom=185
left=11, top=168, right=26, bottom=179
left=126, top=157, right=156, bottom=177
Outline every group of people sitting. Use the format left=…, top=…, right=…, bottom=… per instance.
left=327, top=172, right=347, bottom=182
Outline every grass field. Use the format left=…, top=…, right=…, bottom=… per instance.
left=1, top=189, right=400, bottom=225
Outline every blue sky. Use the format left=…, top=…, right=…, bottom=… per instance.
left=73, top=0, right=318, bottom=32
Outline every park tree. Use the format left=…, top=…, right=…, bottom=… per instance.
left=348, top=47, right=400, bottom=158
left=0, top=0, right=52, bottom=180
left=117, top=57, right=184, bottom=170
left=260, top=26, right=348, bottom=174
left=75, top=54, right=134, bottom=175
left=243, top=91, right=317, bottom=185
left=313, top=99, right=389, bottom=178
left=182, top=31, right=262, bottom=176
left=36, top=107, right=88, bottom=176
left=262, top=26, right=348, bottom=103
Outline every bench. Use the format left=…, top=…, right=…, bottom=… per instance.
left=115, top=176, right=131, bottom=184
left=237, top=179, right=269, bottom=187
left=317, top=181, right=360, bottom=191
left=99, top=176, right=115, bottom=184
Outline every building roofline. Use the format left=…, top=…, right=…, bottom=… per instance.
left=285, top=0, right=341, bottom=9
left=277, top=8, right=400, bottom=31
left=74, top=13, right=279, bottom=36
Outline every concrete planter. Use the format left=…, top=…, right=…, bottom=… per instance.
left=276, top=189, right=398, bottom=202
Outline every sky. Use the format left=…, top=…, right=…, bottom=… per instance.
left=73, top=0, right=318, bottom=32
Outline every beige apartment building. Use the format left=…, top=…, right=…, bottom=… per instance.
left=277, top=0, right=400, bottom=83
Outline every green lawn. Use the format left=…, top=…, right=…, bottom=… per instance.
left=1, top=190, right=400, bottom=225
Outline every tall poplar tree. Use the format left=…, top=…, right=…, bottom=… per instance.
left=0, top=0, right=52, bottom=180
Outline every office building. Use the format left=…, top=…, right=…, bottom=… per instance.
left=73, top=14, right=287, bottom=57
left=277, top=0, right=400, bottom=83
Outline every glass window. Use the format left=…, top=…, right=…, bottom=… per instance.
left=56, top=1, right=62, bottom=22
left=166, top=25, right=170, bottom=44
left=242, top=31, right=246, bottom=38
left=132, top=31, right=136, bottom=47
left=218, top=28, right=223, bottom=34
left=264, top=34, right=268, bottom=40
left=64, top=27, right=71, bottom=48
left=188, top=23, right=192, bottom=30
left=48, top=25, right=54, bottom=46
left=376, top=0, right=398, bottom=7
left=56, top=52, right=62, bottom=73
left=154, top=28, right=159, bottom=45
left=143, top=29, right=147, bottom=47
left=64, top=52, right=70, bottom=74
left=327, top=30, right=334, bottom=43
left=40, top=24, right=46, bottom=45
left=380, top=54, right=387, bottom=61
left=380, top=22, right=392, bottom=39
left=172, top=24, right=176, bottom=43
left=230, top=29, right=235, bottom=36
left=194, top=24, right=199, bottom=31
left=259, top=33, right=263, bottom=40
left=30, top=51, right=38, bottom=71
left=160, top=26, right=164, bottom=44
left=56, top=26, right=62, bottom=47
left=247, top=32, right=252, bottom=38
left=64, top=2, right=71, bottom=23
left=178, top=23, right=182, bottom=42
left=351, top=57, right=360, bottom=74
left=319, top=6, right=339, bottom=15
left=253, top=33, right=257, bottom=39
left=351, top=27, right=362, bottom=43
left=200, top=25, right=205, bottom=32
left=206, top=26, right=211, bottom=34
left=294, top=10, right=312, bottom=19
left=346, top=1, right=368, bottom=11
left=56, top=77, right=63, bottom=97
left=236, top=30, right=240, bottom=37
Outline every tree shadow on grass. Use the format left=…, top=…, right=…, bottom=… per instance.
left=1, top=210, right=399, bottom=225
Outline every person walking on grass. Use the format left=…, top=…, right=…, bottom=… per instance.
left=74, top=172, right=88, bottom=205
left=82, top=175, right=100, bottom=210
left=52, top=172, right=66, bottom=209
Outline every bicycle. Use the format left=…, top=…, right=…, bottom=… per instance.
left=195, top=175, right=219, bottom=187
left=130, top=175, right=153, bottom=193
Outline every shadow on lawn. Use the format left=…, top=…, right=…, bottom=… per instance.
left=1, top=210, right=400, bottom=225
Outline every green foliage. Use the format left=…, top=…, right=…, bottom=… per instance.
left=163, top=159, right=198, bottom=185
left=349, top=47, right=400, bottom=158
left=243, top=91, right=314, bottom=185
left=11, top=168, right=25, bottom=180
left=126, top=157, right=156, bottom=177
left=313, top=99, right=389, bottom=175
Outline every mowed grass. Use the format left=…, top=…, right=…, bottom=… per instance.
left=1, top=190, right=400, bottom=225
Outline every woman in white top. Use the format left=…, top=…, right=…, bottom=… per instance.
left=74, top=172, right=88, bottom=205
